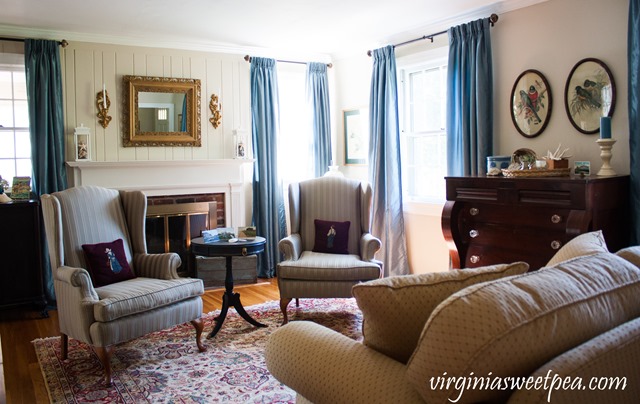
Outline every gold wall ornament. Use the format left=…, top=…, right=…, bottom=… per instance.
left=209, top=94, right=222, bottom=129
left=96, top=89, right=112, bottom=128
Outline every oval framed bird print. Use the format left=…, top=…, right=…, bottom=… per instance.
left=511, top=69, right=552, bottom=138
left=564, top=58, right=616, bottom=134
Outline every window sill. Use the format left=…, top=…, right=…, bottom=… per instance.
left=403, top=199, right=445, bottom=216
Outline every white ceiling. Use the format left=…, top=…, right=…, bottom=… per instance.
left=0, top=0, right=544, bottom=60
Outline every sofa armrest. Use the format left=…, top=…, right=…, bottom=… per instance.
left=56, top=265, right=99, bottom=302
left=360, top=232, right=381, bottom=262
left=279, top=234, right=302, bottom=261
left=133, top=253, right=182, bottom=279
left=265, top=321, right=423, bottom=404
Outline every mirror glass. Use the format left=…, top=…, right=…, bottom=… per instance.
left=123, top=76, right=201, bottom=147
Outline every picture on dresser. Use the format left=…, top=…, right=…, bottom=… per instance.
left=510, top=69, right=552, bottom=138
left=564, top=58, right=616, bottom=134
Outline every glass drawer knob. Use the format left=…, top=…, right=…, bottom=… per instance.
left=470, top=208, right=479, bottom=216
left=551, top=240, right=562, bottom=250
left=551, top=214, right=562, bottom=224
left=470, top=255, right=480, bottom=264
left=469, top=229, right=479, bottom=238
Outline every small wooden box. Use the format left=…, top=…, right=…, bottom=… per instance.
left=195, top=255, right=257, bottom=288
left=545, top=158, right=569, bottom=169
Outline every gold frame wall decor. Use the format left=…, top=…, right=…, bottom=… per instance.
left=123, top=75, right=202, bottom=147
left=209, top=94, right=222, bottom=129
left=96, top=87, right=112, bottom=128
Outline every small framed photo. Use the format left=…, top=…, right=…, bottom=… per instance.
left=574, top=161, right=591, bottom=176
left=237, top=226, right=257, bottom=240
left=11, top=176, right=31, bottom=199
left=343, top=108, right=369, bottom=165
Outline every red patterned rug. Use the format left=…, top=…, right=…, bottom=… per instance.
left=33, top=298, right=362, bottom=403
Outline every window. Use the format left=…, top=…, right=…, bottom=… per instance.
left=0, top=59, right=31, bottom=185
left=277, top=64, right=314, bottom=185
left=399, top=53, right=448, bottom=204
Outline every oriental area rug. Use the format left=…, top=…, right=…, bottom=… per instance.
left=33, top=298, right=362, bottom=403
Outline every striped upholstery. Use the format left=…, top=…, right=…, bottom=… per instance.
left=278, top=176, right=382, bottom=306
left=40, top=186, right=204, bottom=350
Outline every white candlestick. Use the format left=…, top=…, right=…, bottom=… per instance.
left=103, top=83, right=106, bottom=109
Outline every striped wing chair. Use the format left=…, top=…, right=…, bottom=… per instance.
left=277, top=176, right=383, bottom=324
left=41, top=186, right=206, bottom=386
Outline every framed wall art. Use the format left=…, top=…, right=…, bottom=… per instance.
left=343, top=108, right=369, bottom=165
left=564, top=58, right=616, bottom=134
left=510, top=69, right=552, bottom=138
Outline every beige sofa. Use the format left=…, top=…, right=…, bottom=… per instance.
left=265, top=232, right=640, bottom=403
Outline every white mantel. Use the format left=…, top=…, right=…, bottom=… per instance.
left=66, top=159, right=254, bottom=227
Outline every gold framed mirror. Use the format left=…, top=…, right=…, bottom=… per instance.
left=123, top=75, right=201, bottom=147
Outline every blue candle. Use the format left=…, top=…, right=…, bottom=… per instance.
left=600, top=116, right=611, bottom=139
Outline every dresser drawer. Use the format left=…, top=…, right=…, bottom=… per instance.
left=458, top=203, right=572, bottom=230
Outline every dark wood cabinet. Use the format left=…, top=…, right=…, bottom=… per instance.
left=0, top=200, right=47, bottom=312
left=442, top=175, right=630, bottom=271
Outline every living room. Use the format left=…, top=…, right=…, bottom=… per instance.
left=1, top=0, right=638, bottom=402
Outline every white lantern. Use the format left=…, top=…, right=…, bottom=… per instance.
left=74, top=124, right=91, bottom=161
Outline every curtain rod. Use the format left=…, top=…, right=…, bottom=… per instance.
left=244, top=55, right=332, bottom=68
left=0, top=36, right=69, bottom=47
left=366, top=13, right=498, bottom=56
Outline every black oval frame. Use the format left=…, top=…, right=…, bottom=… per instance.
left=510, top=69, right=552, bottom=138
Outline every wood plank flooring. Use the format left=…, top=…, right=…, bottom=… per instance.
left=0, top=278, right=280, bottom=404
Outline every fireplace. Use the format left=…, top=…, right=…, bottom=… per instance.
left=145, top=193, right=224, bottom=276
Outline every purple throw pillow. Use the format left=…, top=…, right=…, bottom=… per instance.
left=81, top=238, right=136, bottom=287
left=313, top=219, right=350, bottom=254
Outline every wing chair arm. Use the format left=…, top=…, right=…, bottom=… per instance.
left=360, top=233, right=381, bottom=262
left=133, top=253, right=182, bottom=279
left=279, top=234, right=302, bottom=261
left=265, top=321, right=423, bottom=403
left=56, top=265, right=99, bottom=302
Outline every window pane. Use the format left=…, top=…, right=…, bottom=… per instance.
left=14, top=100, right=29, bottom=127
left=0, top=100, right=13, bottom=127
left=0, top=131, right=15, bottom=158
left=15, top=130, right=31, bottom=158
left=0, top=159, right=16, bottom=180
left=0, top=71, right=12, bottom=98
left=15, top=158, right=32, bottom=177
left=13, top=72, right=27, bottom=100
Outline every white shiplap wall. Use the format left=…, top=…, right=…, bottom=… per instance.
left=61, top=41, right=251, bottom=163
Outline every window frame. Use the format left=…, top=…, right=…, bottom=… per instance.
left=0, top=56, right=31, bottom=192
left=397, top=47, right=449, bottom=207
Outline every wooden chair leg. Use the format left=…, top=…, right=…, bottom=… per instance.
left=191, top=318, right=206, bottom=352
left=60, top=333, right=68, bottom=360
left=94, top=345, right=114, bottom=387
left=295, top=298, right=300, bottom=307
left=280, top=298, right=292, bottom=325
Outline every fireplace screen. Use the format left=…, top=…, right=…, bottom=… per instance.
left=145, top=202, right=217, bottom=276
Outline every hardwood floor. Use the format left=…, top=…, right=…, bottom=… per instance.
left=0, top=278, right=280, bottom=404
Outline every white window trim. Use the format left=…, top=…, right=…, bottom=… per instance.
left=397, top=47, right=449, bottom=214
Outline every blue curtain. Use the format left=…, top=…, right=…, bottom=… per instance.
left=306, top=62, right=332, bottom=177
left=446, top=18, right=494, bottom=176
left=250, top=57, right=286, bottom=277
left=369, top=45, right=409, bottom=277
left=25, top=39, right=67, bottom=304
left=630, top=0, right=640, bottom=244
left=180, top=96, right=187, bottom=131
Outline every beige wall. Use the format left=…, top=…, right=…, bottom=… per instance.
left=332, top=0, right=630, bottom=274
left=60, top=41, right=251, bottom=163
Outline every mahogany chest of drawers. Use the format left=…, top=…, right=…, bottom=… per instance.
left=442, top=175, right=630, bottom=270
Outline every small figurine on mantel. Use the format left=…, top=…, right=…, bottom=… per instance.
left=0, top=175, right=11, bottom=203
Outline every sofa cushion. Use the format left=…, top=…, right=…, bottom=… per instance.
left=93, top=277, right=204, bottom=322
left=546, top=230, right=608, bottom=266
left=313, top=219, right=350, bottom=254
left=616, top=246, right=640, bottom=269
left=277, top=251, right=381, bottom=281
left=406, top=252, right=640, bottom=404
left=352, top=262, right=529, bottom=363
left=82, top=238, right=136, bottom=287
